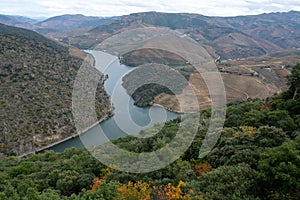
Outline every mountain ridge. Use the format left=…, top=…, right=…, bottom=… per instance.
left=0, top=11, right=299, bottom=59
left=85, top=11, right=300, bottom=59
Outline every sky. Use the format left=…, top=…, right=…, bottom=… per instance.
left=1, top=0, right=300, bottom=18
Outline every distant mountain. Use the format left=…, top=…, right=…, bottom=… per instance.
left=0, top=13, right=117, bottom=39
left=1, top=11, right=299, bottom=59
left=5, top=15, right=39, bottom=24
left=82, top=11, right=300, bottom=59
left=36, top=14, right=116, bottom=31
left=0, top=23, right=112, bottom=156
left=0, top=14, right=38, bottom=29
left=217, top=11, right=300, bottom=48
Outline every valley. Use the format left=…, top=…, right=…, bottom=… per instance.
left=1, top=10, right=300, bottom=155
left=0, top=7, right=300, bottom=199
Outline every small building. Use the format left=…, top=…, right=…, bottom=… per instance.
left=252, top=71, right=259, bottom=77
left=215, top=56, right=221, bottom=64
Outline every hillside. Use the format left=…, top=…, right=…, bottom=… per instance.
left=0, top=14, right=117, bottom=43
left=122, top=48, right=188, bottom=67
left=35, top=14, right=115, bottom=31
left=122, top=62, right=281, bottom=113
left=0, top=14, right=38, bottom=29
left=120, top=45, right=298, bottom=112
left=0, top=23, right=112, bottom=156
left=67, top=11, right=300, bottom=58
left=1, top=11, right=298, bottom=58
left=219, top=11, right=300, bottom=48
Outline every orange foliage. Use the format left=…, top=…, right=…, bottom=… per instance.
left=90, top=177, right=102, bottom=192
left=194, top=163, right=212, bottom=177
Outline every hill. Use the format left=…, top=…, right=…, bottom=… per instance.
left=0, top=14, right=117, bottom=42
left=120, top=45, right=298, bottom=113
left=2, top=11, right=298, bottom=57
left=0, top=23, right=112, bottom=156
left=122, top=48, right=188, bottom=67
left=220, top=11, right=300, bottom=49
left=0, top=14, right=38, bottom=29
left=3, top=15, right=39, bottom=24
left=35, top=14, right=114, bottom=31
left=74, top=11, right=299, bottom=58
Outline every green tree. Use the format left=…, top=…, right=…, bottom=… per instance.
left=266, top=110, right=296, bottom=131
left=191, top=163, right=259, bottom=200
left=207, top=133, right=260, bottom=168
left=56, top=170, right=82, bottom=195
left=257, top=136, right=300, bottom=199
left=287, top=63, right=300, bottom=100
left=255, top=126, right=288, bottom=147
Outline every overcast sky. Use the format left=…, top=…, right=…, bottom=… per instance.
left=1, top=0, right=300, bottom=18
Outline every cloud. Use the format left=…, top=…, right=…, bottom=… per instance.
left=0, top=0, right=299, bottom=18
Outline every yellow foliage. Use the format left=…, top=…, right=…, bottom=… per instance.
left=100, top=167, right=114, bottom=180
left=117, top=180, right=202, bottom=200
left=177, top=180, right=186, bottom=188
left=118, top=181, right=151, bottom=200
left=161, top=181, right=195, bottom=200
left=232, top=126, right=256, bottom=137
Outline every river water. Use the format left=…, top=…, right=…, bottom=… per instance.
left=48, top=50, right=180, bottom=152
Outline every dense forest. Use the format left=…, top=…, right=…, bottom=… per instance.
left=0, top=64, right=299, bottom=199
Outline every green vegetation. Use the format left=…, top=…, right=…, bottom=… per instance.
left=0, top=64, right=299, bottom=199
left=122, top=61, right=195, bottom=107
left=0, top=24, right=112, bottom=156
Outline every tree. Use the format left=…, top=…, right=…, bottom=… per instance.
left=118, top=181, right=151, bottom=200
left=255, top=126, right=288, bottom=147
left=266, top=110, right=296, bottom=131
left=207, top=133, right=260, bottom=168
left=56, top=170, right=81, bottom=195
left=257, top=136, right=300, bottom=199
left=287, top=63, right=300, bottom=100
left=191, top=163, right=258, bottom=200
left=193, top=163, right=212, bottom=177
left=85, top=181, right=120, bottom=200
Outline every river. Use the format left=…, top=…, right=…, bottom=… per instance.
left=48, top=50, right=180, bottom=152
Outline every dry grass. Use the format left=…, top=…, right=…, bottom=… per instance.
left=222, top=73, right=278, bottom=101
left=153, top=72, right=279, bottom=113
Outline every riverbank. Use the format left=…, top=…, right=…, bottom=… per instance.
left=152, top=102, right=185, bottom=114
left=18, top=113, right=112, bottom=158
